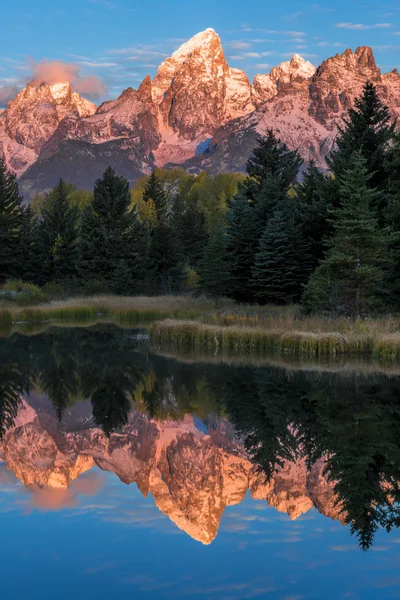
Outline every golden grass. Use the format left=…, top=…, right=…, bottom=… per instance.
left=150, top=319, right=400, bottom=361
left=2, top=295, right=400, bottom=360
left=0, top=295, right=214, bottom=332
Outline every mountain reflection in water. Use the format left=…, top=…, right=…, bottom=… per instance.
left=1, top=324, right=400, bottom=550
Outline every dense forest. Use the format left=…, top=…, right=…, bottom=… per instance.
left=1, top=82, right=399, bottom=317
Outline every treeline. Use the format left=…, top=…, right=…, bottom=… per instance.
left=0, top=82, right=399, bottom=315
left=0, top=159, right=242, bottom=297
left=202, top=81, right=400, bottom=317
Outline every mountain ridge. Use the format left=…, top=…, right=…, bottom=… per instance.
left=0, top=29, right=398, bottom=197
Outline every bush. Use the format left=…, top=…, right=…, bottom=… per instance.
left=3, top=280, right=48, bottom=306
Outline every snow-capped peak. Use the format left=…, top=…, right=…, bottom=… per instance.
left=171, top=28, right=219, bottom=60
left=49, top=82, right=70, bottom=100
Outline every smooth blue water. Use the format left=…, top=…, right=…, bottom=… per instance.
left=1, top=324, right=400, bottom=599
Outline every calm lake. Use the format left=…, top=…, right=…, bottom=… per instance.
left=1, top=324, right=400, bottom=599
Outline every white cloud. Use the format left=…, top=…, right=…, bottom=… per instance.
left=281, top=12, right=304, bottom=22
left=226, top=41, right=252, bottom=50
left=336, top=22, right=393, bottom=30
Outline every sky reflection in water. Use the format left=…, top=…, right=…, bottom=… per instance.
left=1, top=324, right=400, bottom=599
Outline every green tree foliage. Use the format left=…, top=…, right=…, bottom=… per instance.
left=252, top=204, right=311, bottom=304
left=198, top=223, right=231, bottom=298
left=148, top=222, right=184, bottom=293
left=303, top=153, right=386, bottom=316
left=20, top=206, right=44, bottom=284
left=246, top=129, right=303, bottom=193
left=142, top=170, right=168, bottom=223
left=173, top=195, right=208, bottom=268
left=79, top=167, right=146, bottom=293
left=40, top=179, right=79, bottom=283
left=0, top=158, right=24, bottom=283
left=327, top=81, right=394, bottom=196
left=297, top=161, right=333, bottom=268
left=226, top=131, right=303, bottom=303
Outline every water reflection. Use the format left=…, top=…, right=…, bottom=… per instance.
left=1, top=324, right=400, bottom=549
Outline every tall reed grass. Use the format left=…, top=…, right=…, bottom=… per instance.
left=150, top=319, right=400, bottom=360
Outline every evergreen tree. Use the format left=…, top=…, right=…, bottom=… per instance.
left=226, top=133, right=301, bottom=304
left=303, top=153, right=386, bottom=317
left=20, top=206, right=44, bottom=284
left=246, top=129, right=303, bottom=194
left=383, top=132, right=400, bottom=307
left=225, top=193, right=259, bottom=302
left=297, top=161, right=333, bottom=269
left=198, top=223, right=231, bottom=298
left=327, top=82, right=394, bottom=194
left=0, top=158, right=24, bottom=283
left=79, top=167, right=146, bottom=291
left=252, top=204, right=311, bottom=304
left=143, top=170, right=168, bottom=223
left=148, top=222, right=184, bottom=293
left=40, top=179, right=79, bottom=282
left=173, top=196, right=208, bottom=268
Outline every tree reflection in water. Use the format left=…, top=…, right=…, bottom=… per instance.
left=1, top=323, right=400, bottom=549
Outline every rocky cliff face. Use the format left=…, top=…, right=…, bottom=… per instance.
left=0, top=400, right=345, bottom=544
left=180, top=45, right=400, bottom=174
left=0, top=31, right=398, bottom=195
left=0, top=82, right=96, bottom=177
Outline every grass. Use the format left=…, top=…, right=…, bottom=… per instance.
left=2, top=294, right=400, bottom=361
left=150, top=319, right=400, bottom=361
left=0, top=295, right=214, bottom=334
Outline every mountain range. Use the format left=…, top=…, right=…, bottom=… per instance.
left=0, top=28, right=399, bottom=198
left=0, top=397, right=345, bottom=544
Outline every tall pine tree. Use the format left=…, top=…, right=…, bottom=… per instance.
left=143, top=170, right=168, bottom=223
left=303, top=153, right=386, bottom=317
left=40, top=179, right=79, bottom=283
left=252, top=202, right=311, bottom=304
left=0, top=158, right=24, bottom=283
left=198, top=223, right=231, bottom=298
left=327, top=82, right=394, bottom=195
left=79, top=167, right=146, bottom=293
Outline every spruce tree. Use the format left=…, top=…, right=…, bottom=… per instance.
left=20, top=206, right=44, bottom=284
left=79, top=167, right=146, bottom=292
left=252, top=204, right=311, bottom=304
left=303, top=153, right=386, bottom=317
left=225, top=193, right=258, bottom=302
left=198, top=223, right=231, bottom=298
left=173, top=196, right=208, bottom=268
left=148, top=223, right=184, bottom=293
left=246, top=129, right=303, bottom=193
left=143, top=170, right=168, bottom=223
left=0, top=158, right=24, bottom=283
left=225, top=133, right=302, bottom=304
left=383, top=132, right=400, bottom=307
left=297, top=161, right=333, bottom=269
left=40, top=179, right=79, bottom=283
left=327, top=82, right=394, bottom=193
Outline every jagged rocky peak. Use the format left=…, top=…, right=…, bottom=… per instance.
left=270, top=54, right=316, bottom=83
left=1, top=79, right=97, bottom=151
left=308, top=46, right=383, bottom=125
left=251, top=54, right=316, bottom=107
left=152, top=28, right=225, bottom=105
left=152, top=28, right=253, bottom=140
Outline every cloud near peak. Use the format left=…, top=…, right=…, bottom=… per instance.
left=30, top=60, right=107, bottom=98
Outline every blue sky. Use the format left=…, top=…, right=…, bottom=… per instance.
left=1, top=465, right=400, bottom=600
left=1, top=0, right=400, bottom=105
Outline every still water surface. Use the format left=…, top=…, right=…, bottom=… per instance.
left=1, top=324, right=400, bottom=599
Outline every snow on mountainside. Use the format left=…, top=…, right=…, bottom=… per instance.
left=0, top=28, right=397, bottom=197
left=0, top=81, right=96, bottom=177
